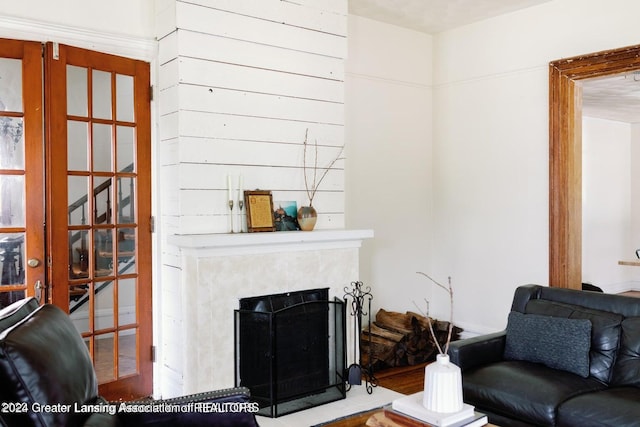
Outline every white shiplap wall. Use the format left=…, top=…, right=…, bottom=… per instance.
left=158, top=0, right=348, bottom=235
left=156, top=0, right=348, bottom=397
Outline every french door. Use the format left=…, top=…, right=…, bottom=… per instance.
left=0, top=39, right=152, bottom=400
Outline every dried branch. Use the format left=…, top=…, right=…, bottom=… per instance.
left=414, top=272, right=455, bottom=355
left=413, top=298, right=444, bottom=355
left=302, top=129, right=345, bottom=206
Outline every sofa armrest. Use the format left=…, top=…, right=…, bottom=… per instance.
left=145, top=386, right=254, bottom=406
left=117, top=387, right=259, bottom=427
left=448, top=331, right=506, bottom=371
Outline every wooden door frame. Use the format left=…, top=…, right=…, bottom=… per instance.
left=549, top=44, right=640, bottom=288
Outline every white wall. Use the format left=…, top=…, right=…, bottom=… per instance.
left=429, top=0, right=640, bottom=333
left=582, top=117, right=632, bottom=288
left=345, top=16, right=434, bottom=317
left=0, top=0, right=154, bottom=38
left=629, top=123, right=640, bottom=285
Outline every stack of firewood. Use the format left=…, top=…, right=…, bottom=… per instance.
left=360, top=308, right=462, bottom=370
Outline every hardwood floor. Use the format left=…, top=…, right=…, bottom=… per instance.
left=319, top=363, right=427, bottom=427
left=374, top=362, right=426, bottom=395
left=620, top=290, right=640, bottom=298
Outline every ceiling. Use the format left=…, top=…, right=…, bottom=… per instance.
left=582, top=73, right=640, bottom=124
left=348, top=0, right=551, bottom=34
left=349, top=0, right=640, bottom=124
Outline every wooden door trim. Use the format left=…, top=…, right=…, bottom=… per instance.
left=549, top=44, right=640, bottom=288
left=23, top=41, right=45, bottom=300
left=44, top=42, right=70, bottom=306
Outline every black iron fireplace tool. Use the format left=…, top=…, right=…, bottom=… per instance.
left=343, top=281, right=377, bottom=394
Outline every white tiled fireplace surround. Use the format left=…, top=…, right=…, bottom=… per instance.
left=162, top=229, right=374, bottom=399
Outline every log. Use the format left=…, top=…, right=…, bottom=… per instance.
left=375, top=309, right=413, bottom=334
left=360, top=309, right=462, bottom=369
left=363, top=322, right=405, bottom=342
left=362, top=334, right=396, bottom=358
left=405, top=311, right=439, bottom=331
left=360, top=323, right=403, bottom=366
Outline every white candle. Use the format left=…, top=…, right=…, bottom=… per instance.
left=238, top=175, right=244, bottom=202
left=227, top=175, right=233, bottom=201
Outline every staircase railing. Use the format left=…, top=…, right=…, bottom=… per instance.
left=67, top=163, right=135, bottom=312
left=69, top=257, right=135, bottom=314
left=67, top=163, right=134, bottom=230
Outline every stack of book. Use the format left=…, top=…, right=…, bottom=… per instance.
left=384, top=392, right=487, bottom=427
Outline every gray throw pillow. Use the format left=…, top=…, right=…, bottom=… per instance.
left=504, top=311, right=592, bottom=377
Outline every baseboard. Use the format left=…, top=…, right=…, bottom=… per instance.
left=454, top=320, right=501, bottom=339
left=599, top=281, right=640, bottom=294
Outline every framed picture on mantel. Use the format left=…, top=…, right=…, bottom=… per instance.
left=244, top=190, right=276, bottom=232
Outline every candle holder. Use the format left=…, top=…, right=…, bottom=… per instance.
left=228, top=199, right=234, bottom=233
left=238, top=199, right=245, bottom=232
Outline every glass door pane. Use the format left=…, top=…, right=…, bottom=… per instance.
left=0, top=57, right=26, bottom=308
left=65, top=64, right=129, bottom=385
left=0, top=232, right=25, bottom=307
left=0, top=42, right=44, bottom=309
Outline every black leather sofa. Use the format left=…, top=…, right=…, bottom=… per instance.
left=449, top=284, right=640, bottom=427
left=0, top=298, right=259, bottom=427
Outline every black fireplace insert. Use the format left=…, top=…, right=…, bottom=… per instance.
left=234, top=288, right=346, bottom=417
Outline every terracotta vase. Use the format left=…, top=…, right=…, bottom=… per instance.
left=297, top=206, right=317, bottom=231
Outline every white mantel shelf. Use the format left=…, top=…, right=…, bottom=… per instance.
left=168, top=229, right=374, bottom=257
